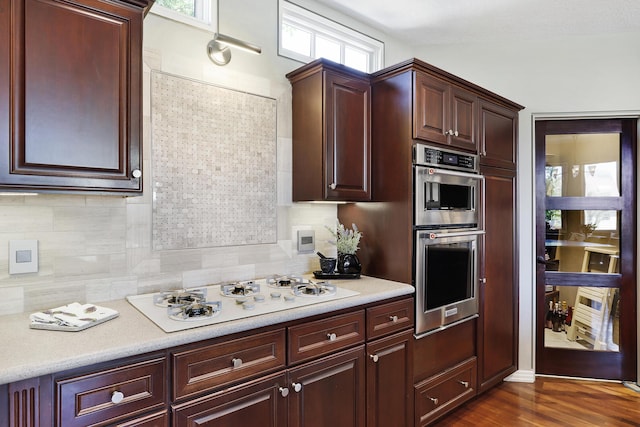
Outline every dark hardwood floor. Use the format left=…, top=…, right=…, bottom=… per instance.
left=432, top=376, right=640, bottom=426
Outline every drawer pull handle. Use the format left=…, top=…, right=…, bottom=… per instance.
left=459, top=380, right=469, bottom=388
left=292, top=382, right=302, bottom=393
left=429, top=396, right=439, bottom=406
left=232, top=358, right=243, bottom=368
left=389, top=315, right=399, bottom=322
left=111, top=391, right=125, bottom=404
left=370, top=354, right=379, bottom=363
left=327, top=333, right=337, bottom=341
left=279, top=387, right=289, bottom=397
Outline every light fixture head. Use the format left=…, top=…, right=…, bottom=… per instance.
left=207, top=37, right=231, bottom=66
left=207, top=33, right=262, bottom=66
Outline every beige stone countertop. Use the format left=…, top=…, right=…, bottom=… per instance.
left=0, top=276, right=413, bottom=385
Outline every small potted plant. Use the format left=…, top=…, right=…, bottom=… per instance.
left=327, top=221, right=362, bottom=275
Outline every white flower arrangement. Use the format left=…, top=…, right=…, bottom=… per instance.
left=327, top=222, right=362, bottom=255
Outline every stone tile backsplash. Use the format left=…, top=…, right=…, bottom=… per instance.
left=151, top=71, right=278, bottom=250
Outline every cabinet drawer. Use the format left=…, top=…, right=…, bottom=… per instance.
left=414, top=357, right=476, bottom=426
left=56, top=356, right=167, bottom=427
left=367, top=298, right=414, bottom=339
left=115, top=410, right=169, bottom=427
left=172, top=329, right=286, bottom=400
left=288, top=310, right=365, bottom=364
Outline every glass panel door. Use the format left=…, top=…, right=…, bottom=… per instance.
left=535, top=119, right=636, bottom=380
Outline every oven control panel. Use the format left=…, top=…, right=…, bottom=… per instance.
left=414, top=143, right=477, bottom=172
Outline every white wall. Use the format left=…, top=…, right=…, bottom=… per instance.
left=412, top=32, right=640, bottom=376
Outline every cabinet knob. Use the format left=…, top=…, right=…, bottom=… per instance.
left=459, top=380, right=469, bottom=388
left=279, top=387, right=289, bottom=397
left=326, top=332, right=337, bottom=341
left=292, top=382, right=302, bottom=392
left=445, top=129, right=454, bottom=136
left=429, top=396, right=439, bottom=406
left=389, top=315, right=399, bottom=322
left=329, top=182, right=337, bottom=190
left=231, top=357, right=243, bottom=368
left=132, top=169, right=142, bottom=179
left=111, top=391, right=125, bottom=404
left=454, top=130, right=459, bottom=137
left=370, top=354, right=379, bottom=363
left=479, top=278, right=487, bottom=284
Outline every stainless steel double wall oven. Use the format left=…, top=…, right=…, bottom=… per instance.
left=413, top=143, right=484, bottom=337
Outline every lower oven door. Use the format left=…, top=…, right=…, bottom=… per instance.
left=415, top=229, right=482, bottom=337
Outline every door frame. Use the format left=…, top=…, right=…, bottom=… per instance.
left=533, top=116, right=637, bottom=380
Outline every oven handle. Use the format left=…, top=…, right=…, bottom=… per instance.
left=417, top=229, right=485, bottom=239
left=416, top=165, right=484, bottom=180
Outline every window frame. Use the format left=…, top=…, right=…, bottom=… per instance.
left=150, top=0, right=217, bottom=32
left=278, top=0, right=384, bottom=73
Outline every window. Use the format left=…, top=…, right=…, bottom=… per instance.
left=279, top=1, right=384, bottom=73
left=151, top=0, right=216, bottom=32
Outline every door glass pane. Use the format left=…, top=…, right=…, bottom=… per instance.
left=545, top=133, right=620, bottom=197
left=544, top=210, right=619, bottom=272
left=544, top=285, right=620, bottom=352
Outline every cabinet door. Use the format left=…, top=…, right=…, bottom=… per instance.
left=478, top=167, right=517, bottom=393
left=325, top=71, right=371, bottom=201
left=172, top=372, right=288, bottom=427
left=288, top=346, right=365, bottom=427
left=413, top=72, right=448, bottom=144
left=449, top=86, right=477, bottom=152
left=4, top=376, right=53, bottom=427
left=478, top=99, right=518, bottom=169
left=0, top=0, right=143, bottom=193
left=366, top=330, right=413, bottom=427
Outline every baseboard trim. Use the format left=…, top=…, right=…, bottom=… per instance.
left=504, top=369, right=535, bottom=383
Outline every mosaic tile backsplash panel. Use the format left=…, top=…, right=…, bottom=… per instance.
left=151, top=71, right=277, bottom=250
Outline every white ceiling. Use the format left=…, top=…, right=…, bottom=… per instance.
left=313, top=0, right=640, bottom=45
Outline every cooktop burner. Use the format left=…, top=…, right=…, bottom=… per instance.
left=168, top=301, right=222, bottom=321
left=220, top=281, right=260, bottom=297
left=292, top=281, right=336, bottom=297
left=127, top=278, right=360, bottom=333
left=153, top=289, right=206, bottom=307
left=266, top=275, right=304, bottom=288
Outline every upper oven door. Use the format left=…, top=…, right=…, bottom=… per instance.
left=414, top=166, right=482, bottom=229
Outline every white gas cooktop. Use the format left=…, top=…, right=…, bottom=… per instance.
left=127, top=279, right=359, bottom=333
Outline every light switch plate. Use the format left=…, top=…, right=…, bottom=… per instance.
left=297, top=230, right=315, bottom=253
left=9, top=240, right=38, bottom=274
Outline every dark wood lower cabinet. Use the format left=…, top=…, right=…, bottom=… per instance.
left=478, top=166, right=518, bottom=393
left=4, top=377, right=52, bottom=427
left=289, top=346, right=366, bottom=427
left=366, top=330, right=413, bottom=427
left=414, top=358, right=477, bottom=426
left=172, top=372, right=288, bottom=427
left=116, top=410, right=169, bottom=427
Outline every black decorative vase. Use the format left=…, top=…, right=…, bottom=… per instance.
left=337, top=253, right=362, bottom=275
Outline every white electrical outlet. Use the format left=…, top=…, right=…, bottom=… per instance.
left=9, top=240, right=38, bottom=274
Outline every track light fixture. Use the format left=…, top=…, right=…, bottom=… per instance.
left=207, top=32, right=262, bottom=66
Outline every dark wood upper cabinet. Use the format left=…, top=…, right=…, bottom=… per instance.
left=414, top=72, right=477, bottom=152
left=0, top=0, right=149, bottom=194
left=478, top=98, right=519, bottom=170
left=287, top=59, right=371, bottom=202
